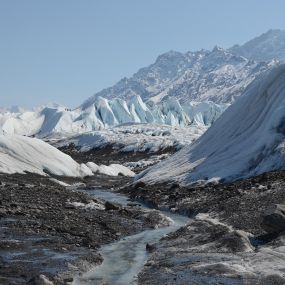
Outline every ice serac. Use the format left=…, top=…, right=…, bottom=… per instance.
left=138, top=63, right=285, bottom=185
left=0, top=96, right=227, bottom=137
left=95, top=96, right=118, bottom=126
left=0, top=134, right=92, bottom=177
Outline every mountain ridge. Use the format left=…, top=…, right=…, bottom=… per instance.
left=82, top=30, right=284, bottom=108
left=82, top=48, right=272, bottom=106
left=229, top=29, right=285, bottom=62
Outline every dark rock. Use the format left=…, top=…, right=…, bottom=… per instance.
left=64, top=203, right=76, bottom=209
left=169, top=193, right=177, bottom=200
left=134, top=181, right=146, bottom=189
left=105, top=201, right=120, bottom=211
left=119, top=208, right=129, bottom=215
left=0, top=208, right=6, bottom=216
left=169, top=183, right=179, bottom=190
left=146, top=243, right=156, bottom=252
left=262, top=204, right=285, bottom=234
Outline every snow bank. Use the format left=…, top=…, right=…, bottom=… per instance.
left=86, top=162, right=135, bottom=177
left=138, top=63, right=285, bottom=184
left=0, top=134, right=134, bottom=178
left=0, top=134, right=93, bottom=177
left=67, top=201, right=105, bottom=210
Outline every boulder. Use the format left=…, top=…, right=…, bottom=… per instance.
left=146, top=243, right=156, bottom=252
left=262, top=204, right=285, bottom=234
left=104, top=201, right=120, bottom=211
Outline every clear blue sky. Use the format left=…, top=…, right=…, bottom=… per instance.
left=1, top=0, right=285, bottom=108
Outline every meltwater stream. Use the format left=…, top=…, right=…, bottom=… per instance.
left=73, top=190, right=190, bottom=285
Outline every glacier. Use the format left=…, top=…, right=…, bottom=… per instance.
left=0, top=96, right=227, bottom=137
left=53, top=123, right=207, bottom=154
left=137, top=63, right=285, bottom=185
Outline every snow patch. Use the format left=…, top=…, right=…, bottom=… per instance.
left=86, top=162, right=135, bottom=177
left=67, top=201, right=105, bottom=211
left=0, top=134, right=92, bottom=177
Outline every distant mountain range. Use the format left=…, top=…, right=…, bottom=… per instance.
left=83, top=29, right=285, bottom=106
left=1, top=29, right=285, bottom=138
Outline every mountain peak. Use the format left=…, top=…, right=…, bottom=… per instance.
left=229, top=29, right=285, bottom=61
left=264, top=28, right=282, bottom=35
left=212, top=45, right=225, bottom=52
left=154, top=50, right=187, bottom=66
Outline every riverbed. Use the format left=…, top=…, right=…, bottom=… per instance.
left=72, top=190, right=190, bottom=285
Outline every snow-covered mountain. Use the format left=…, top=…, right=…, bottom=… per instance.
left=229, top=29, right=285, bottom=62
left=82, top=46, right=274, bottom=106
left=137, top=63, right=285, bottom=185
left=0, top=96, right=227, bottom=137
left=3, top=30, right=284, bottom=138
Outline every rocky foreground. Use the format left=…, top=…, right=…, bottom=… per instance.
left=0, top=172, right=169, bottom=285
left=122, top=171, right=285, bottom=284
left=2, top=144, right=285, bottom=285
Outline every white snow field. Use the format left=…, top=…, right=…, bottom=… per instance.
left=0, top=134, right=134, bottom=177
left=0, top=134, right=93, bottom=177
left=0, top=97, right=227, bottom=137
left=86, top=162, right=135, bottom=177
left=52, top=123, right=207, bottom=153
left=138, top=63, right=285, bottom=185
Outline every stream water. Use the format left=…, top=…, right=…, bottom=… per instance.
left=73, top=190, right=190, bottom=285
